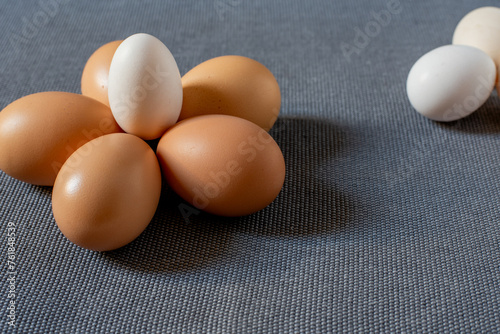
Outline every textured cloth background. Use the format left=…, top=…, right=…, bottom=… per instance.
left=1, top=0, right=500, bottom=333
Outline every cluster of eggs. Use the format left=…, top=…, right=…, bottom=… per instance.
left=407, top=7, right=500, bottom=122
left=0, top=33, right=285, bottom=251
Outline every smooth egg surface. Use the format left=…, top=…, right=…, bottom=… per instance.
left=156, top=115, right=285, bottom=217
left=453, top=7, right=500, bottom=67
left=180, top=55, right=281, bottom=131
left=81, top=40, right=122, bottom=106
left=0, top=92, right=122, bottom=185
left=406, top=45, right=496, bottom=122
left=453, top=6, right=500, bottom=95
left=52, top=133, right=162, bottom=252
left=108, top=33, right=183, bottom=140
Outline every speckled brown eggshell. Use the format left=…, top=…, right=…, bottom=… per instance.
left=180, top=55, right=281, bottom=131
left=0, top=92, right=122, bottom=186
left=81, top=40, right=122, bottom=106
left=156, top=114, right=285, bottom=217
left=52, top=133, right=162, bottom=252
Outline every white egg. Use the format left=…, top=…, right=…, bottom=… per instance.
left=108, top=33, right=183, bottom=140
left=406, top=45, right=496, bottom=122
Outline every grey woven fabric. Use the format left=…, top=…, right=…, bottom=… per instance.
left=1, top=0, right=500, bottom=333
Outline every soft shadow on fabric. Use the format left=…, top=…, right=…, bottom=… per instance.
left=104, top=117, right=358, bottom=272
left=103, top=187, right=234, bottom=273
left=33, top=185, right=52, bottom=197
left=231, top=116, right=358, bottom=236
left=436, top=95, right=500, bottom=134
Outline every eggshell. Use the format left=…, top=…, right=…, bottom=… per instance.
left=406, top=45, right=496, bottom=122
left=453, top=6, right=500, bottom=95
left=52, top=133, right=161, bottom=252
left=0, top=92, right=122, bottom=185
left=453, top=7, right=500, bottom=67
left=108, top=33, right=182, bottom=140
left=81, top=40, right=122, bottom=106
left=156, top=114, right=285, bottom=217
left=180, top=55, right=281, bottom=131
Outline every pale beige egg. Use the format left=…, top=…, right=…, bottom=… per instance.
left=453, top=6, right=500, bottom=93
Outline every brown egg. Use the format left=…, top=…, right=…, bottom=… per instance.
left=0, top=92, right=122, bottom=186
left=81, top=40, right=122, bottom=106
left=156, top=115, right=285, bottom=217
left=52, top=133, right=162, bottom=252
left=179, top=55, right=281, bottom=131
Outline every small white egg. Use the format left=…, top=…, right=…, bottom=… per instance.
left=108, top=33, right=183, bottom=140
left=406, top=45, right=496, bottom=122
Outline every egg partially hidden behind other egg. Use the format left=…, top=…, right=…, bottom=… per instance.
left=156, top=115, right=285, bottom=217
left=52, top=133, right=162, bottom=252
left=453, top=7, right=500, bottom=68
left=180, top=55, right=281, bottom=131
left=81, top=40, right=122, bottom=106
left=0, top=92, right=122, bottom=186
left=453, top=6, right=500, bottom=95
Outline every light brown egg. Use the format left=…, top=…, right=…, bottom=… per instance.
left=156, top=115, right=285, bottom=217
left=81, top=40, right=122, bottom=106
left=0, top=92, right=122, bottom=186
left=52, top=133, right=162, bottom=252
left=179, top=55, right=281, bottom=131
